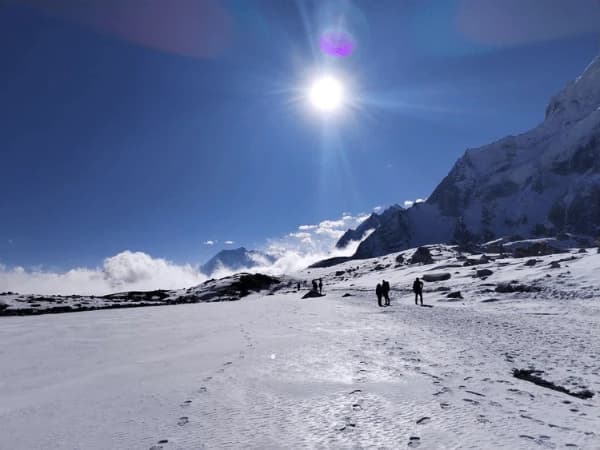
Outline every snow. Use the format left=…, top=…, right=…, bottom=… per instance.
left=1, top=245, right=599, bottom=449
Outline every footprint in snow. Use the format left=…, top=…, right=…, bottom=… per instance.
left=178, top=416, right=189, bottom=426
left=181, top=400, right=192, bottom=407
left=349, top=389, right=362, bottom=395
left=416, top=416, right=431, bottom=425
left=407, top=436, right=421, bottom=448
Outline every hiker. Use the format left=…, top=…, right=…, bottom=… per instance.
left=297, top=282, right=301, bottom=291
left=376, top=283, right=383, bottom=307
left=382, top=280, right=390, bottom=306
left=312, top=279, right=318, bottom=292
left=318, top=278, right=323, bottom=294
left=413, top=277, right=424, bottom=305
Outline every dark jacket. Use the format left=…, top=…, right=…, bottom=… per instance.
left=413, top=280, right=423, bottom=293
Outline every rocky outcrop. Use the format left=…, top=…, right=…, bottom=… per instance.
left=409, top=247, right=434, bottom=265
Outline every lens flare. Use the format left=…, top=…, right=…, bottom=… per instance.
left=309, top=76, right=344, bottom=112
left=319, top=30, right=355, bottom=57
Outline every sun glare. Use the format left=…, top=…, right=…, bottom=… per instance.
left=309, top=75, right=344, bottom=112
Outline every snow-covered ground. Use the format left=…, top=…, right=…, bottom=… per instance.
left=1, top=246, right=599, bottom=449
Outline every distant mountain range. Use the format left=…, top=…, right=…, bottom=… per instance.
left=201, top=247, right=276, bottom=276
left=337, top=53, right=600, bottom=260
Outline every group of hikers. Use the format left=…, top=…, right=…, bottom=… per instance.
left=376, top=277, right=424, bottom=307
left=299, top=276, right=425, bottom=306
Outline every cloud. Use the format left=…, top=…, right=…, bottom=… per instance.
left=1, top=211, right=377, bottom=295
left=224, top=240, right=235, bottom=245
left=373, top=206, right=383, bottom=213
left=0, top=251, right=206, bottom=296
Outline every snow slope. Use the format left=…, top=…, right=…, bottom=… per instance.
left=344, top=53, right=600, bottom=259
left=1, top=246, right=599, bottom=449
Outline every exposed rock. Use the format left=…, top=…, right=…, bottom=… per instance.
left=464, top=255, right=491, bottom=266
left=342, top=293, right=353, bottom=297
left=495, top=283, right=542, bottom=293
left=395, top=254, right=405, bottom=264
left=524, top=259, right=538, bottom=267
left=409, top=247, right=434, bottom=265
left=446, top=291, right=463, bottom=299
left=433, top=286, right=451, bottom=292
left=513, top=369, right=594, bottom=400
left=309, top=256, right=352, bottom=269
left=510, top=241, right=566, bottom=258
left=476, top=269, right=494, bottom=278
left=422, top=273, right=451, bottom=282
left=302, top=290, right=325, bottom=299
left=549, top=261, right=561, bottom=269
left=335, top=270, right=345, bottom=276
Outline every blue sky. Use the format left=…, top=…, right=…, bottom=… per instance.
left=1, top=0, right=599, bottom=279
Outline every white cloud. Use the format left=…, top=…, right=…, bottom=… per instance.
left=0, top=251, right=206, bottom=296
left=1, top=211, right=377, bottom=295
left=373, top=206, right=383, bottom=213
left=224, top=240, right=235, bottom=245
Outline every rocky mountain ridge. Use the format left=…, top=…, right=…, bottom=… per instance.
left=339, top=53, right=600, bottom=260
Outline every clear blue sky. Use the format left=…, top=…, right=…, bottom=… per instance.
left=1, top=0, right=599, bottom=269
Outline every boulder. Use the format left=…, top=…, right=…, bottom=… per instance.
left=495, top=283, right=541, bottom=293
left=302, top=290, right=325, bottom=299
left=409, top=247, right=434, bottom=265
left=395, top=254, right=405, bottom=264
left=422, top=273, right=451, bottom=282
left=524, top=259, right=538, bottom=267
left=476, top=269, right=494, bottom=278
left=446, top=291, right=463, bottom=299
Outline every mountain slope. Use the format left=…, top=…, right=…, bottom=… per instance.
left=201, top=247, right=275, bottom=276
left=344, top=53, right=600, bottom=259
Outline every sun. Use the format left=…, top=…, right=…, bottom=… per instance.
left=309, top=75, right=344, bottom=112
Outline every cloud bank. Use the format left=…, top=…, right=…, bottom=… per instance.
left=1, top=213, right=373, bottom=295
left=0, top=251, right=206, bottom=296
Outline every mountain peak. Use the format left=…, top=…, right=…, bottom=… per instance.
left=545, top=53, right=600, bottom=124
left=201, top=247, right=275, bottom=276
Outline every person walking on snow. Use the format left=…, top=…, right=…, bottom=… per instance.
left=413, top=277, right=424, bottom=305
left=381, top=280, right=391, bottom=306
left=318, top=278, right=323, bottom=295
left=376, top=283, right=384, bottom=307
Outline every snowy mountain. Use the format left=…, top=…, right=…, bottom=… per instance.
left=201, top=247, right=276, bottom=276
left=342, top=54, right=600, bottom=259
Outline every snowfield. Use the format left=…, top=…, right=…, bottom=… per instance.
left=1, top=246, right=600, bottom=449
